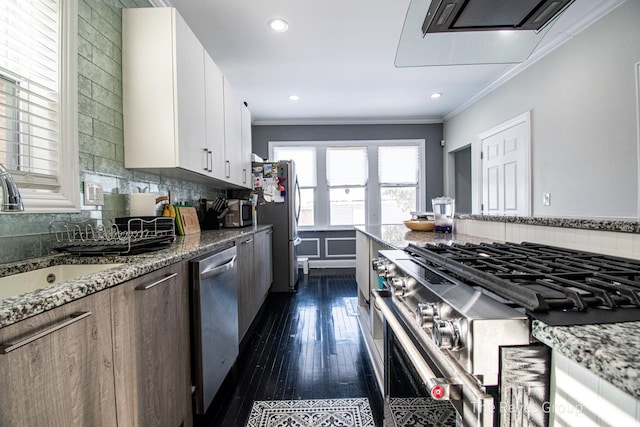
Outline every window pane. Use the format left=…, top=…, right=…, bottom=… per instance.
left=329, top=187, right=365, bottom=226
left=381, top=187, right=417, bottom=224
left=299, top=188, right=315, bottom=226
left=327, top=147, right=367, bottom=186
left=379, top=146, right=419, bottom=184
left=272, top=146, right=316, bottom=186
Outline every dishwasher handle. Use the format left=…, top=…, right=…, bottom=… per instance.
left=200, top=255, right=237, bottom=280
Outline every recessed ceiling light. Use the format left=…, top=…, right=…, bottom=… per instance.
left=288, top=94, right=299, bottom=101
left=268, top=18, right=289, bottom=32
left=430, top=92, right=443, bottom=99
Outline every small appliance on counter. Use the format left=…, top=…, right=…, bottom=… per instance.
left=224, top=199, right=253, bottom=228
left=432, top=196, right=455, bottom=232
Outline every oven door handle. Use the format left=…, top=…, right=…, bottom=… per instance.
left=373, top=290, right=459, bottom=401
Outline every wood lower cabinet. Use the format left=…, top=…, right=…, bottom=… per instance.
left=0, top=290, right=117, bottom=426
left=110, top=263, right=192, bottom=427
left=237, top=229, right=273, bottom=340
left=254, top=229, right=273, bottom=305
left=237, top=235, right=255, bottom=339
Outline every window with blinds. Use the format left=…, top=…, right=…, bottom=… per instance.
left=0, top=0, right=79, bottom=212
left=327, top=147, right=368, bottom=226
left=269, top=140, right=425, bottom=228
left=379, top=145, right=419, bottom=224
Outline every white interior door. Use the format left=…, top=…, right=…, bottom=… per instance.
left=480, top=112, right=531, bottom=216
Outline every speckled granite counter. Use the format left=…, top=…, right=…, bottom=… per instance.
left=533, top=320, right=640, bottom=399
left=459, top=214, right=640, bottom=233
left=0, top=226, right=271, bottom=328
left=357, top=224, right=640, bottom=400
left=354, top=224, right=497, bottom=249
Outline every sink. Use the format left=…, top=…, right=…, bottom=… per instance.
left=0, top=263, right=123, bottom=300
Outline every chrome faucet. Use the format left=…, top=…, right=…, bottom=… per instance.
left=0, top=163, right=25, bottom=212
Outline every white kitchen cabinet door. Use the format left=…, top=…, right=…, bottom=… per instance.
left=204, top=53, right=226, bottom=179
left=480, top=112, right=531, bottom=216
left=241, top=102, right=253, bottom=187
left=123, top=8, right=207, bottom=175
left=223, top=77, right=244, bottom=186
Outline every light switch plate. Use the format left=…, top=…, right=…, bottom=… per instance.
left=542, top=193, right=551, bottom=206
left=84, top=182, right=104, bottom=206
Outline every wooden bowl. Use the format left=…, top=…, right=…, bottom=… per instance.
left=403, top=220, right=435, bottom=231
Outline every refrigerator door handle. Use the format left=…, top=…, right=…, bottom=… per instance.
left=294, top=176, right=301, bottom=224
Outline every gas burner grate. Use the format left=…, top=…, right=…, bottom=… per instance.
left=405, top=242, right=640, bottom=318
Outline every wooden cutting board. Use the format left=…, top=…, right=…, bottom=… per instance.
left=177, top=207, right=201, bottom=235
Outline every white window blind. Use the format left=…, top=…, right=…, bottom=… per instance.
left=273, top=146, right=317, bottom=186
left=379, top=145, right=419, bottom=184
left=1, top=0, right=60, bottom=188
left=326, top=147, right=368, bottom=186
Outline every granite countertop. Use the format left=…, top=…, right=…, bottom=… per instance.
left=458, top=214, right=640, bottom=233
left=356, top=223, right=640, bottom=400
left=354, top=224, right=498, bottom=249
left=0, top=226, right=271, bottom=329
left=532, top=320, right=640, bottom=399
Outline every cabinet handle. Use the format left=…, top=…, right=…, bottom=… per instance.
left=243, top=168, right=247, bottom=184
left=225, top=160, right=230, bottom=178
left=203, top=148, right=209, bottom=172
left=242, top=238, right=253, bottom=244
left=0, top=311, right=93, bottom=354
left=135, top=272, right=178, bottom=291
left=208, top=150, right=213, bottom=172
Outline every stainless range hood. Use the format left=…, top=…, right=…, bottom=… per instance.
left=422, top=0, right=574, bottom=34
left=395, top=0, right=622, bottom=67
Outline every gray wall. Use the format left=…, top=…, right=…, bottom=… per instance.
left=454, top=146, right=472, bottom=213
left=253, top=123, right=443, bottom=265
left=443, top=0, right=640, bottom=220
left=252, top=123, right=444, bottom=204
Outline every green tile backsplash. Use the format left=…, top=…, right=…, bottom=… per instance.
left=0, top=0, right=224, bottom=264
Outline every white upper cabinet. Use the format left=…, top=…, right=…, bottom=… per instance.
left=241, top=102, right=253, bottom=187
left=122, top=8, right=205, bottom=172
left=204, top=53, right=226, bottom=179
left=223, top=77, right=243, bottom=186
left=122, top=7, right=251, bottom=189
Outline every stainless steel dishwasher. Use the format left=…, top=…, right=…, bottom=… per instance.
left=190, top=244, right=238, bottom=414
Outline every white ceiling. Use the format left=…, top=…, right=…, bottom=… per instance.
left=161, top=0, right=624, bottom=125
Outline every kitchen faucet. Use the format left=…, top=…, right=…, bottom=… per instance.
left=0, top=162, right=24, bottom=212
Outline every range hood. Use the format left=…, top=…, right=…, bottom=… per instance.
left=395, top=0, right=617, bottom=67
left=422, top=0, right=574, bottom=34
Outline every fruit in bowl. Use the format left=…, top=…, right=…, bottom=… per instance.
left=403, top=219, right=435, bottom=231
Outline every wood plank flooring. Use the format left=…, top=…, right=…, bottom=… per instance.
left=199, top=268, right=384, bottom=426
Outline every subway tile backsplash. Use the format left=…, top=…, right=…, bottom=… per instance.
left=0, top=0, right=224, bottom=265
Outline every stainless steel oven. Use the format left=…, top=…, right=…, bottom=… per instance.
left=372, top=246, right=553, bottom=427
left=371, top=240, right=640, bottom=426
left=374, top=288, right=493, bottom=427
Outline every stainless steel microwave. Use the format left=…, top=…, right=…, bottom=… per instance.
left=224, top=199, right=253, bottom=228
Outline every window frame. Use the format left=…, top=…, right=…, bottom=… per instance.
left=269, top=139, right=426, bottom=229
left=1, top=0, right=79, bottom=213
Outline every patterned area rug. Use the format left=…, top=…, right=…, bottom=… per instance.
left=246, top=398, right=375, bottom=427
left=388, top=397, right=457, bottom=426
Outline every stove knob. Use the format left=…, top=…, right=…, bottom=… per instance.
left=432, top=319, right=461, bottom=350
left=391, top=277, right=408, bottom=297
left=371, top=258, right=395, bottom=278
left=416, top=302, right=439, bottom=327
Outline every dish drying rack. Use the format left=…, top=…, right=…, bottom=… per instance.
left=49, top=217, right=176, bottom=256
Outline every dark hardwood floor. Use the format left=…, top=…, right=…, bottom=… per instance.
left=199, top=268, right=384, bottom=426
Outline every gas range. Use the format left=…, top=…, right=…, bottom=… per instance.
left=373, top=241, right=640, bottom=426
left=404, top=241, right=640, bottom=326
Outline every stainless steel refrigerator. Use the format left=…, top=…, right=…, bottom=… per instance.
left=253, top=160, right=301, bottom=292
